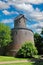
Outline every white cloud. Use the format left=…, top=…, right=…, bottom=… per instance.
left=26, top=23, right=42, bottom=34
left=35, top=29, right=42, bottom=34
left=26, top=0, right=43, bottom=4
left=14, top=2, right=43, bottom=22
left=31, top=22, right=43, bottom=29
left=8, top=0, right=43, bottom=4
left=0, top=0, right=43, bottom=10
left=30, top=9, right=43, bottom=21
left=28, top=0, right=43, bottom=4
left=2, top=10, right=19, bottom=15
left=39, top=22, right=43, bottom=28
left=14, top=3, right=34, bottom=12
left=1, top=19, right=13, bottom=23
left=3, top=10, right=10, bottom=15
left=30, top=22, right=43, bottom=33
left=0, top=1, right=10, bottom=9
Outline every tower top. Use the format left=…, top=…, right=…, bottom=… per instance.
left=15, top=14, right=24, bottom=21
left=14, top=14, right=26, bottom=28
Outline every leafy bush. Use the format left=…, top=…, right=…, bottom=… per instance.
left=16, top=42, right=38, bottom=58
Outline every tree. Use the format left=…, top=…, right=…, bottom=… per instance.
left=41, top=28, right=43, bottom=35
left=34, top=33, right=43, bottom=54
left=17, top=42, right=38, bottom=58
left=0, top=23, right=11, bottom=47
left=34, top=33, right=42, bottom=46
left=41, top=28, right=43, bottom=43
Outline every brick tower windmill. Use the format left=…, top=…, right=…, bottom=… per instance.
left=6, top=14, right=34, bottom=56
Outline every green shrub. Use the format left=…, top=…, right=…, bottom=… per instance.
left=17, top=42, right=38, bottom=58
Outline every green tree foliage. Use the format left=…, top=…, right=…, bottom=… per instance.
left=34, top=32, right=43, bottom=54
left=41, top=28, right=43, bottom=43
left=41, top=28, right=43, bottom=35
left=17, top=42, right=38, bottom=58
left=0, top=23, right=11, bottom=47
left=34, top=33, right=42, bottom=46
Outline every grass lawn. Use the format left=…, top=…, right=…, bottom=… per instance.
left=0, top=56, right=43, bottom=65
left=0, top=62, right=43, bottom=65
left=0, top=56, right=28, bottom=61
left=0, top=55, right=40, bottom=61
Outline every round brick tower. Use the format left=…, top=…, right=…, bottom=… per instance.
left=7, top=14, right=34, bottom=56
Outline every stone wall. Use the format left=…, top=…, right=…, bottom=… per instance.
left=6, top=28, right=34, bottom=56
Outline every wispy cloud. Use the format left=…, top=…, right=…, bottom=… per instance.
left=1, top=19, right=13, bottom=23
left=7, top=0, right=43, bottom=4
left=0, top=1, right=10, bottom=9
left=2, top=10, right=19, bottom=15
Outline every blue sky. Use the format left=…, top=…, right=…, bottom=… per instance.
left=0, top=0, right=43, bottom=34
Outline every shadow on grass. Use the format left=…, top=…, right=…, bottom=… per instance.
left=33, top=62, right=43, bottom=65
left=28, top=58, right=43, bottom=65
left=15, top=55, right=43, bottom=65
